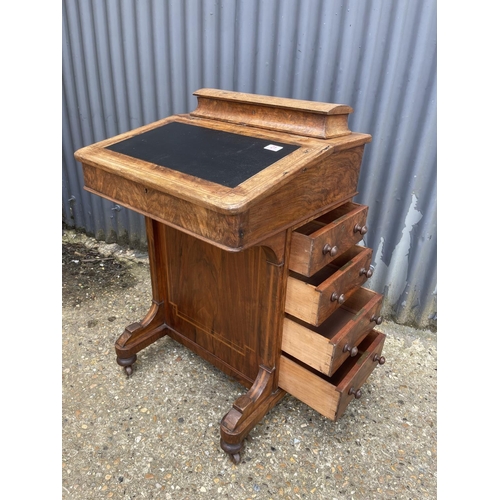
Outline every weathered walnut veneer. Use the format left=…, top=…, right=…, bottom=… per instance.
left=74, top=89, right=386, bottom=464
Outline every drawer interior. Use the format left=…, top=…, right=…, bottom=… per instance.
left=294, top=202, right=360, bottom=237
left=289, top=245, right=366, bottom=287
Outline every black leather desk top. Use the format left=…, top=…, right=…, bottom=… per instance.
left=106, top=122, right=299, bottom=188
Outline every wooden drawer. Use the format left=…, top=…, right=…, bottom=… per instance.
left=282, top=287, right=383, bottom=376
left=285, top=245, right=373, bottom=326
left=279, top=330, right=386, bottom=421
left=289, top=202, right=369, bottom=277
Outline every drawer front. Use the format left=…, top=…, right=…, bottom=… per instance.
left=282, top=287, right=383, bottom=376
left=335, top=288, right=384, bottom=372
left=278, top=330, right=386, bottom=421
left=285, top=245, right=373, bottom=326
left=289, top=202, right=369, bottom=277
left=335, top=330, right=386, bottom=419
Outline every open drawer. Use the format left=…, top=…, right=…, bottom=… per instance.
left=285, top=245, right=373, bottom=326
left=279, top=330, right=386, bottom=421
left=289, top=202, right=369, bottom=277
left=282, top=287, right=383, bottom=376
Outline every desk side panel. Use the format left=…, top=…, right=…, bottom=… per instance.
left=163, top=227, right=279, bottom=383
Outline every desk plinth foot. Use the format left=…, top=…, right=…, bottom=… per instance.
left=220, top=366, right=286, bottom=463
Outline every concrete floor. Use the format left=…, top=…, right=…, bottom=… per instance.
left=62, top=230, right=437, bottom=499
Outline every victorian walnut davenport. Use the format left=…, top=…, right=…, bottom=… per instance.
left=74, top=89, right=386, bottom=464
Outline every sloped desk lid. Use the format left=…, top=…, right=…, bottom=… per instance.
left=74, top=117, right=346, bottom=215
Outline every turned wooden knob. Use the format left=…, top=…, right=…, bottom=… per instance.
left=349, top=387, right=362, bottom=399
left=322, top=244, right=338, bottom=257
left=359, top=267, right=373, bottom=278
left=373, top=354, right=386, bottom=365
left=370, top=314, right=383, bottom=325
left=343, top=344, right=358, bottom=357
left=354, top=224, right=368, bottom=235
left=330, top=292, right=345, bottom=304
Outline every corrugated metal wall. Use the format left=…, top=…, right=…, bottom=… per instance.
left=62, top=0, right=437, bottom=330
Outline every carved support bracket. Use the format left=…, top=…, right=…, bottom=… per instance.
left=115, top=299, right=168, bottom=375
left=220, top=365, right=286, bottom=463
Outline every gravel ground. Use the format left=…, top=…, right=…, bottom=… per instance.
left=62, top=229, right=437, bottom=500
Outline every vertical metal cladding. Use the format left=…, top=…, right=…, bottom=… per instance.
left=62, top=0, right=436, bottom=328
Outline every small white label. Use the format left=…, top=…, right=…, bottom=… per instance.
left=264, top=144, right=283, bottom=152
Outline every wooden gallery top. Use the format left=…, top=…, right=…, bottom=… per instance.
left=74, top=89, right=380, bottom=464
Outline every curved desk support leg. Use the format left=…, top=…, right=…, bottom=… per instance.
left=115, top=217, right=170, bottom=375
left=219, top=231, right=291, bottom=463
left=115, top=300, right=168, bottom=375
left=220, top=365, right=286, bottom=463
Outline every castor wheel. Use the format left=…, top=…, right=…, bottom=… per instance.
left=220, top=438, right=243, bottom=464
left=116, top=355, right=137, bottom=376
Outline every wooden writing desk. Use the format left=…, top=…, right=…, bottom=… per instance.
left=75, top=89, right=386, bottom=463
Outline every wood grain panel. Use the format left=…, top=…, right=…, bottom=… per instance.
left=192, top=88, right=353, bottom=139
left=278, top=355, right=341, bottom=419
left=163, top=226, right=286, bottom=381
